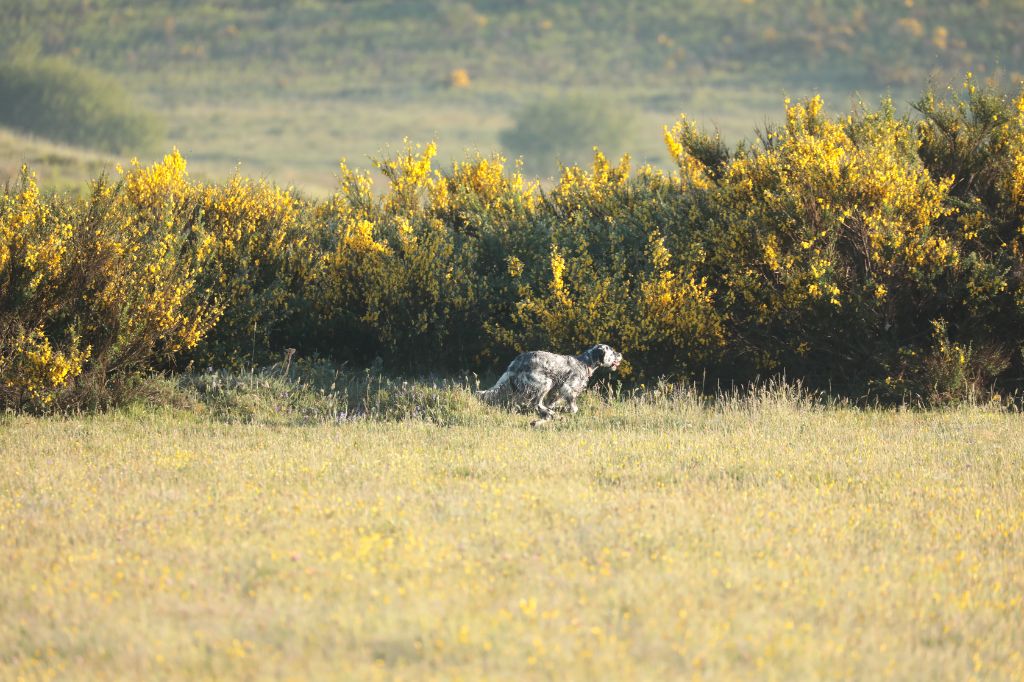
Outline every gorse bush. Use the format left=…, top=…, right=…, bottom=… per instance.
left=0, top=152, right=219, bottom=410
left=679, top=96, right=963, bottom=390
left=3, top=79, right=1024, bottom=410
left=662, top=83, right=1024, bottom=400
left=187, top=174, right=312, bottom=368
left=0, top=58, right=161, bottom=153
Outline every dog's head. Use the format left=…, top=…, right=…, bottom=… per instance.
left=584, top=344, right=622, bottom=371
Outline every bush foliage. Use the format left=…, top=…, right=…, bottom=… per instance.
left=0, top=58, right=160, bottom=153
left=4, top=79, right=1024, bottom=410
left=499, top=96, right=633, bottom=177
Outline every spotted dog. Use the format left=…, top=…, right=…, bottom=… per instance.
left=476, top=344, right=623, bottom=425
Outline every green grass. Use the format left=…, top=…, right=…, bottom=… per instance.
left=2, top=387, right=1022, bottom=679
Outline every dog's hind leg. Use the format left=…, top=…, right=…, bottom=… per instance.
left=528, top=379, right=557, bottom=427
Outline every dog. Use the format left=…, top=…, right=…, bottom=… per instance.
left=476, top=344, right=623, bottom=425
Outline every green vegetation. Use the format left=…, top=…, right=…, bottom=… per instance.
left=4, top=0, right=1020, bottom=91
left=177, top=362, right=477, bottom=427
left=0, top=58, right=160, bottom=154
left=4, top=79, right=1024, bottom=409
left=2, top=391, right=1022, bottom=679
left=500, top=95, right=634, bottom=176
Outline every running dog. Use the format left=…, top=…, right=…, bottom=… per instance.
left=476, top=344, right=623, bottom=425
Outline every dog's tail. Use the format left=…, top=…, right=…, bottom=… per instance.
left=475, top=370, right=513, bottom=406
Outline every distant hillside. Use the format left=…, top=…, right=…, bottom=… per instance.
left=2, top=0, right=1021, bottom=191
left=4, top=0, right=1020, bottom=91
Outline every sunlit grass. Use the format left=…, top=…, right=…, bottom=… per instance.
left=1, top=392, right=1021, bottom=679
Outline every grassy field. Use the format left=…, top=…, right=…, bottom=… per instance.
left=2, top=389, right=1022, bottom=679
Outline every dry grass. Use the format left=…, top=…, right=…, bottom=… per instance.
left=1, top=393, right=1022, bottom=680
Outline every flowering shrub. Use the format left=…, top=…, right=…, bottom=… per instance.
left=312, top=144, right=481, bottom=366
left=0, top=152, right=218, bottom=409
left=4, top=79, right=1024, bottom=409
left=679, top=96, right=963, bottom=389
left=503, top=152, right=725, bottom=377
left=188, top=175, right=311, bottom=367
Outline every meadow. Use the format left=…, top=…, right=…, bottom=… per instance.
left=2, top=386, right=1022, bottom=680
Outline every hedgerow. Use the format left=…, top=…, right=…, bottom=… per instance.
left=3, top=79, right=1023, bottom=410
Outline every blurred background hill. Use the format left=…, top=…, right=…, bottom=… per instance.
left=2, top=0, right=1022, bottom=193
